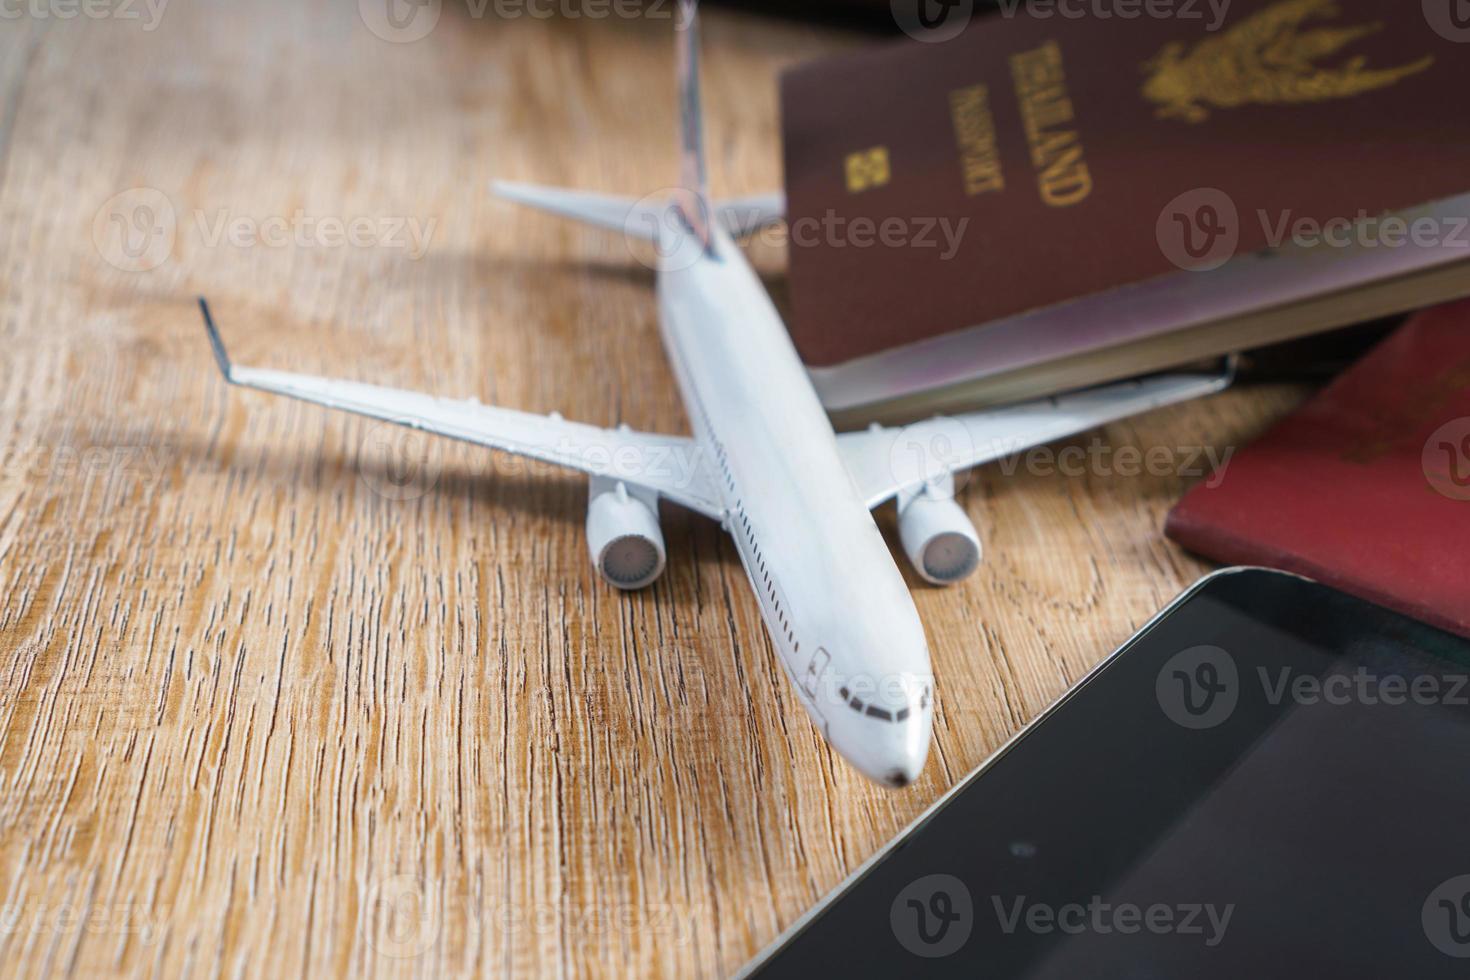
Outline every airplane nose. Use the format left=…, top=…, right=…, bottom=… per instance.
left=819, top=636, right=934, bottom=788
left=883, top=768, right=914, bottom=790
left=863, top=710, right=931, bottom=790
left=887, top=734, right=929, bottom=789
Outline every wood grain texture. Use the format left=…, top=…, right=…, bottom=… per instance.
left=0, top=3, right=1307, bottom=977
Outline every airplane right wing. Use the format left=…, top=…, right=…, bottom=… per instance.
left=838, top=368, right=1235, bottom=510
left=198, top=300, right=726, bottom=520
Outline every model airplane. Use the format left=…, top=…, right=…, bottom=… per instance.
left=197, top=0, right=1229, bottom=788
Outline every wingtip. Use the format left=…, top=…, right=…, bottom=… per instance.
left=197, top=296, right=235, bottom=383
left=1219, top=353, right=1240, bottom=389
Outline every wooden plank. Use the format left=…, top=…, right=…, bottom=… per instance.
left=0, top=3, right=1306, bottom=977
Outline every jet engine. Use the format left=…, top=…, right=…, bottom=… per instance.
left=897, top=477, right=982, bottom=586
left=586, top=477, right=666, bottom=590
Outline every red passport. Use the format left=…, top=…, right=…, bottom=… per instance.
left=1166, top=300, right=1470, bottom=638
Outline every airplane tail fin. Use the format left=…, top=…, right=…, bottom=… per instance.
left=493, top=0, right=748, bottom=252
left=672, top=0, right=712, bottom=250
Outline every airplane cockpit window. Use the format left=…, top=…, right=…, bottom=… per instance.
left=839, top=685, right=922, bottom=724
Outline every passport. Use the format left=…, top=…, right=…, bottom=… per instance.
left=779, top=0, right=1470, bottom=426
left=1166, top=299, right=1470, bottom=639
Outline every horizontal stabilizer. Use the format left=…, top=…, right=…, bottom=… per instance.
left=493, top=180, right=665, bottom=242
left=717, top=193, right=785, bottom=238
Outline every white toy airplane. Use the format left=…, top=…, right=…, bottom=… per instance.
left=197, top=0, right=1229, bottom=788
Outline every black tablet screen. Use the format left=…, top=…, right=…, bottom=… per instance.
left=748, top=570, right=1470, bottom=979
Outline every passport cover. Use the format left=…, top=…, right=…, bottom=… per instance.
left=780, top=0, right=1470, bottom=368
left=1166, top=300, right=1470, bottom=639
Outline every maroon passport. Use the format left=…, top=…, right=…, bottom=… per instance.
left=780, top=0, right=1470, bottom=368
left=1166, top=300, right=1470, bottom=638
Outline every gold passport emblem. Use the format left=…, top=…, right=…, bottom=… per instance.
left=845, top=146, right=891, bottom=193
left=1141, top=0, right=1434, bottom=123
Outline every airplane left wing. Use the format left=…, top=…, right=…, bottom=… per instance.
left=838, top=368, right=1234, bottom=510
left=198, top=300, right=726, bottom=520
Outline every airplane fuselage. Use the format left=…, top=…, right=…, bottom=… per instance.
left=654, top=218, right=933, bottom=787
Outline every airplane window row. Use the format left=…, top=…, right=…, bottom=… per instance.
left=736, top=502, right=799, bottom=654
left=674, top=339, right=803, bottom=657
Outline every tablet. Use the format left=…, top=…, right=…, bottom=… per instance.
left=740, top=568, right=1470, bottom=978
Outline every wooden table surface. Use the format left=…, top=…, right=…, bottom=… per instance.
left=0, top=3, right=1304, bottom=976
